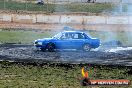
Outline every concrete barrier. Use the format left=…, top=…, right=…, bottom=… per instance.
left=0, top=14, right=12, bottom=22
left=0, top=13, right=132, bottom=25
left=12, top=14, right=36, bottom=23
left=60, top=15, right=83, bottom=24
left=122, top=0, right=132, bottom=3
left=83, top=16, right=106, bottom=24
left=128, top=16, right=132, bottom=24
left=36, top=15, right=60, bottom=24
left=107, top=16, right=129, bottom=24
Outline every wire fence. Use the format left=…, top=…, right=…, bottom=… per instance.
left=0, top=0, right=132, bottom=14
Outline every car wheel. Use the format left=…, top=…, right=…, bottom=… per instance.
left=40, top=48, right=46, bottom=52
left=82, top=44, right=91, bottom=52
left=47, top=43, right=55, bottom=52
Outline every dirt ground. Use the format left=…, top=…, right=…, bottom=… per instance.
left=1, top=22, right=132, bottom=32
left=0, top=44, right=132, bottom=66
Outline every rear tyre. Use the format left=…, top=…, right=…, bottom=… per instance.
left=82, top=44, right=91, bottom=52
left=47, top=43, right=55, bottom=52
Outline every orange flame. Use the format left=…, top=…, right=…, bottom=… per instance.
left=81, top=67, right=89, bottom=78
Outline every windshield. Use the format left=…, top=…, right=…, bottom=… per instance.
left=52, top=32, right=62, bottom=39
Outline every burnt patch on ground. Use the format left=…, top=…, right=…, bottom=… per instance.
left=0, top=44, right=132, bottom=66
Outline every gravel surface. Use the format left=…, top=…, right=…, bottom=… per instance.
left=0, top=44, right=132, bottom=66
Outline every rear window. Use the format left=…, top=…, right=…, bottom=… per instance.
left=72, top=33, right=85, bottom=39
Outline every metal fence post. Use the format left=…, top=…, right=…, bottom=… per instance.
left=47, top=0, right=49, bottom=13
left=4, top=0, right=6, bottom=10
left=25, top=0, right=27, bottom=11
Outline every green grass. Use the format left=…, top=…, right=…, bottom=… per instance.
left=0, top=29, right=54, bottom=44
left=88, top=31, right=132, bottom=46
left=0, top=0, right=114, bottom=13
left=0, top=62, right=131, bottom=88
left=0, top=29, right=132, bottom=46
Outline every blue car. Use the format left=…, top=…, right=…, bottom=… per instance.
left=34, top=31, right=100, bottom=52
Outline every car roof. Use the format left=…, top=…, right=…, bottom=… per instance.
left=62, top=31, right=84, bottom=34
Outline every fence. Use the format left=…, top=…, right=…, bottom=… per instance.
left=0, top=0, right=132, bottom=14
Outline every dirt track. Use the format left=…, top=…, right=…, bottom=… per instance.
left=0, top=44, right=132, bottom=66
left=1, top=22, right=132, bottom=31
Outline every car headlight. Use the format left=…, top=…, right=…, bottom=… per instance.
left=37, top=42, right=42, bottom=45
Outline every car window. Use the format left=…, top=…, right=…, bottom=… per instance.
left=78, top=33, right=85, bottom=39
left=72, top=33, right=85, bottom=39
left=74, top=34, right=78, bottom=39
left=61, top=33, right=70, bottom=39
left=53, top=32, right=62, bottom=39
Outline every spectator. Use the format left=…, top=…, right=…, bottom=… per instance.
left=87, top=0, right=96, bottom=3
left=37, top=0, right=44, bottom=5
left=87, top=0, right=91, bottom=3
left=92, top=0, right=96, bottom=3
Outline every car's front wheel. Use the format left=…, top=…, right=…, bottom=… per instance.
left=82, top=44, right=91, bottom=52
left=47, top=43, right=55, bottom=52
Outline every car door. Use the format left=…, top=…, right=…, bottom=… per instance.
left=55, top=33, right=72, bottom=49
left=70, top=33, right=86, bottom=49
